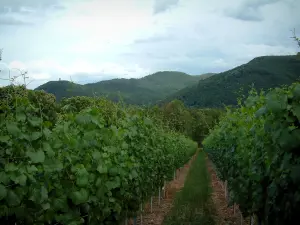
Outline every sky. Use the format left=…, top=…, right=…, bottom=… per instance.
left=0, top=0, right=299, bottom=89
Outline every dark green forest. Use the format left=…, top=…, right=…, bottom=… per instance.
left=36, top=56, right=300, bottom=108
left=164, top=55, right=300, bottom=107
left=35, top=71, right=215, bottom=104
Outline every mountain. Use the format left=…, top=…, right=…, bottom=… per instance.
left=35, top=71, right=214, bottom=104
left=164, top=55, right=300, bottom=108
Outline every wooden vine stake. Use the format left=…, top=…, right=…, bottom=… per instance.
left=250, top=215, right=257, bottom=225
left=158, top=187, right=161, bottom=205
left=233, top=204, right=236, bottom=216
left=240, top=212, right=243, bottom=225
left=124, top=213, right=128, bottom=225
left=163, top=180, right=166, bottom=198
left=150, top=184, right=153, bottom=213
left=224, top=180, right=227, bottom=200
left=140, top=203, right=143, bottom=225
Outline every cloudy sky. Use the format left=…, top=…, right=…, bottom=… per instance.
left=0, top=0, right=299, bottom=88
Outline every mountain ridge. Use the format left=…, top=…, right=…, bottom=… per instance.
left=35, top=71, right=215, bottom=104
left=36, top=55, right=300, bottom=108
left=163, top=55, right=300, bottom=107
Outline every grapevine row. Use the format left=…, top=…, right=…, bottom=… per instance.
left=203, top=82, right=300, bottom=225
left=0, top=86, right=197, bottom=224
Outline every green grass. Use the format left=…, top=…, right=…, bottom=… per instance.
left=163, top=151, right=216, bottom=225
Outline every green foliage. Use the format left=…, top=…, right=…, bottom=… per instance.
left=35, top=71, right=214, bottom=104
left=0, top=85, right=58, bottom=125
left=145, top=100, right=223, bottom=144
left=0, top=86, right=198, bottom=224
left=203, top=82, right=300, bottom=224
left=167, top=55, right=300, bottom=108
left=58, top=96, right=223, bottom=145
left=60, top=96, right=94, bottom=113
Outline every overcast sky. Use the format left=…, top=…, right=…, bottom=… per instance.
left=0, top=0, right=299, bottom=88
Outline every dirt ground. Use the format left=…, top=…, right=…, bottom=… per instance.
left=207, top=159, right=251, bottom=225
left=207, top=159, right=241, bottom=225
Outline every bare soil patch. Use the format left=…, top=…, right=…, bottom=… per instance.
left=207, top=159, right=250, bottom=225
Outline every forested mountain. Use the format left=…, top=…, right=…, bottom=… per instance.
left=35, top=71, right=214, bottom=104
left=36, top=55, right=300, bottom=108
left=164, top=55, right=300, bottom=108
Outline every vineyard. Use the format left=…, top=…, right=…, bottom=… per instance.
left=0, top=85, right=219, bottom=224
left=203, top=82, right=300, bottom=224
left=2, top=80, right=300, bottom=225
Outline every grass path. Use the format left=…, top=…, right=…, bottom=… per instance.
left=128, top=150, right=241, bottom=225
left=162, top=151, right=217, bottom=225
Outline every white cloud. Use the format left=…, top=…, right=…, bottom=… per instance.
left=213, top=58, right=229, bottom=68
left=1, top=58, right=151, bottom=88
left=0, top=0, right=299, bottom=88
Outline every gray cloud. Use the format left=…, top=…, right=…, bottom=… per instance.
left=2, top=0, right=300, bottom=89
left=153, top=0, right=179, bottom=14
left=0, top=0, right=65, bottom=26
left=0, top=0, right=64, bottom=14
left=243, top=0, right=280, bottom=9
left=0, top=16, right=33, bottom=25
left=134, top=35, right=175, bottom=44
left=69, top=72, right=118, bottom=84
left=5, top=71, right=119, bottom=89
left=225, top=0, right=280, bottom=21
left=226, top=9, right=263, bottom=21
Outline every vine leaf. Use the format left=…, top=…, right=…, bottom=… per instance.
left=291, top=165, right=300, bottom=183
left=15, top=174, right=27, bottom=186
left=97, top=165, right=108, bottom=174
left=52, top=196, right=68, bottom=210
left=26, top=150, right=45, bottom=163
left=16, top=112, right=26, bottom=122
left=6, top=122, right=21, bottom=136
left=0, top=172, right=10, bottom=184
left=43, top=158, right=63, bottom=172
left=41, top=186, right=48, bottom=202
left=92, top=151, right=101, bottom=161
left=292, top=83, right=300, bottom=98
left=105, top=180, right=120, bottom=190
left=255, top=106, right=266, bottom=118
left=70, top=188, right=89, bottom=205
left=292, top=104, right=300, bottom=121
left=26, top=165, right=38, bottom=173
left=7, top=190, right=21, bottom=206
left=42, top=202, right=50, bottom=210
left=28, top=116, right=42, bottom=127
left=76, top=176, right=89, bottom=188
left=43, top=142, right=55, bottom=157
left=0, top=135, right=10, bottom=143
left=5, top=163, right=18, bottom=172
left=265, top=92, right=287, bottom=113
left=31, top=132, right=42, bottom=141
left=0, top=184, right=7, bottom=200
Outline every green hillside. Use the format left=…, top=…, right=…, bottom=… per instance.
left=35, top=71, right=213, bottom=104
left=165, top=55, right=300, bottom=108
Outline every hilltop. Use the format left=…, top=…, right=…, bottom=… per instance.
left=35, top=55, right=300, bottom=108
left=35, top=71, right=214, bottom=104
left=164, top=55, right=300, bottom=107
